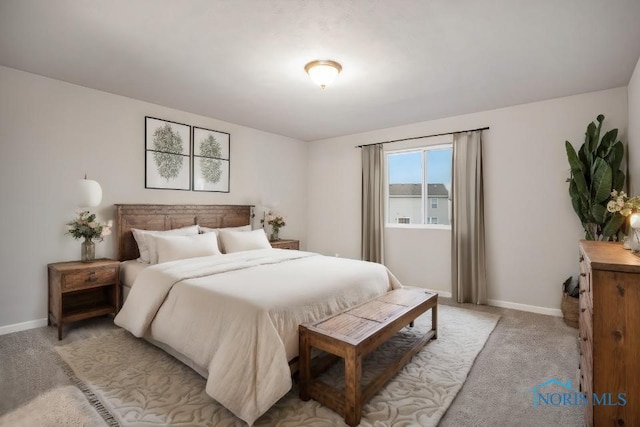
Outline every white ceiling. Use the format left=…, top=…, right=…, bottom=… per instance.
left=1, top=0, right=640, bottom=141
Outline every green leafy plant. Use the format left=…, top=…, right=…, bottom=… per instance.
left=565, top=114, right=625, bottom=240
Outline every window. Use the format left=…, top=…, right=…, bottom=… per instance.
left=386, top=144, right=452, bottom=226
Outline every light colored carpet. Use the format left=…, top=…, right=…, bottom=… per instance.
left=54, top=305, right=499, bottom=426
left=0, top=385, right=108, bottom=427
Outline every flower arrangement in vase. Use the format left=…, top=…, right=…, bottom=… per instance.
left=607, top=190, right=640, bottom=250
left=266, top=212, right=286, bottom=241
left=66, top=211, right=112, bottom=261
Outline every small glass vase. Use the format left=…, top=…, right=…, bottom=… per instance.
left=270, top=228, right=279, bottom=242
left=81, top=238, right=95, bottom=262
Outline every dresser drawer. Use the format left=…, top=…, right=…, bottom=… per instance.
left=62, top=267, right=117, bottom=291
left=579, top=298, right=592, bottom=345
left=578, top=274, right=592, bottom=308
left=580, top=351, right=593, bottom=391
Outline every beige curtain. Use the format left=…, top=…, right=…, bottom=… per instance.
left=451, top=131, right=487, bottom=304
left=361, top=144, right=384, bottom=263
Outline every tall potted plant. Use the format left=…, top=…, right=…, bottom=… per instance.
left=562, top=115, right=626, bottom=327
left=565, top=114, right=626, bottom=241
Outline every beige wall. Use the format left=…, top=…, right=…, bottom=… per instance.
left=1, top=62, right=636, bottom=330
left=0, top=66, right=308, bottom=332
left=629, top=55, right=640, bottom=195
left=307, top=87, right=628, bottom=314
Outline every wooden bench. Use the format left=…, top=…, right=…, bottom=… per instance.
left=299, top=288, right=438, bottom=427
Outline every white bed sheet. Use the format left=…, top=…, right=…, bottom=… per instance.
left=119, top=260, right=149, bottom=303
left=119, top=259, right=148, bottom=287
left=115, top=249, right=401, bottom=425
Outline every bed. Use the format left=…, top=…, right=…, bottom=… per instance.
left=112, top=204, right=401, bottom=425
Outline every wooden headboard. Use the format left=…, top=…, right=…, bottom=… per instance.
left=115, top=204, right=253, bottom=261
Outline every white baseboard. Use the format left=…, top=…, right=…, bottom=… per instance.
left=487, top=299, right=562, bottom=317
left=408, top=283, right=562, bottom=316
left=0, top=297, right=560, bottom=336
left=404, top=285, right=452, bottom=298
left=0, top=318, right=48, bottom=336
left=427, top=289, right=452, bottom=298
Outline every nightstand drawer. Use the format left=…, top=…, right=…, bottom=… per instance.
left=62, top=267, right=117, bottom=291
left=270, top=239, right=300, bottom=250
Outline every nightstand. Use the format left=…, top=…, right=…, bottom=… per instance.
left=270, top=239, right=300, bottom=250
left=48, top=258, right=120, bottom=340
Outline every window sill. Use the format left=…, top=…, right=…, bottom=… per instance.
left=385, top=224, right=451, bottom=230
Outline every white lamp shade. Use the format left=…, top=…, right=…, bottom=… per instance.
left=305, top=60, right=342, bottom=89
left=78, top=178, right=102, bottom=207
left=630, top=213, right=640, bottom=229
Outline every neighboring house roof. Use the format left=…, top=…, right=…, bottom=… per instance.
left=427, top=183, right=448, bottom=197
left=389, top=183, right=449, bottom=197
left=389, top=184, right=421, bottom=196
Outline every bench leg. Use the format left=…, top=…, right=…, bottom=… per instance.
left=344, top=346, right=362, bottom=427
left=299, top=329, right=311, bottom=401
left=432, top=304, right=438, bottom=339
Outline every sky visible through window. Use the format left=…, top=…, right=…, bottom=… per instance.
left=388, top=148, right=452, bottom=189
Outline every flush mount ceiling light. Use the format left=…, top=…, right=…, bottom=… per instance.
left=304, top=60, right=342, bottom=89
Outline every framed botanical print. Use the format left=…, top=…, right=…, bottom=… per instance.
left=192, top=126, right=230, bottom=192
left=145, top=117, right=191, bottom=190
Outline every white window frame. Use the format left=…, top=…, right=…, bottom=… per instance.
left=384, top=142, right=452, bottom=230
left=430, top=198, right=438, bottom=209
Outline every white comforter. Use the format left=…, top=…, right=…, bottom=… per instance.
left=114, top=249, right=401, bottom=425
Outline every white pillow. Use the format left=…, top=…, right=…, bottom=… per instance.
left=154, top=232, right=222, bottom=264
left=199, top=224, right=252, bottom=234
left=131, top=225, right=199, bottom=264
left=199, top=225, right=252, bottom=253
left=218, top=229, right=271, bottom=253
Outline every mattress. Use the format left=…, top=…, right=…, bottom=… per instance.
left=119, top=260, right=148, bottom=303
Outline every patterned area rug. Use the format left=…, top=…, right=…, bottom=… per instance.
left=0, top=385, right=108, bottom=427
left=56, top=305, right=499, bottom=426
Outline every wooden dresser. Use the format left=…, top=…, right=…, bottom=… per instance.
left=578, top=241, right=640, bottom=426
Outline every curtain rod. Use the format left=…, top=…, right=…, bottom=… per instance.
left=355, top=126, right=490, bottom=148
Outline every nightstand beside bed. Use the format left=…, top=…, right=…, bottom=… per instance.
left=270, top=239, right=300, bottom=250
left=48, top=258, right=120, bottom=340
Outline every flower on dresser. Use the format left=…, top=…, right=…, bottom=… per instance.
left=607, top=190, right=640, bottom=250
left=66, top=211, right=112, bottom=241
left=607, top=190, right=640, bottom=217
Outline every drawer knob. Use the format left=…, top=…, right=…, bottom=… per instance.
left=88, top=271, right=96, bottom=275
